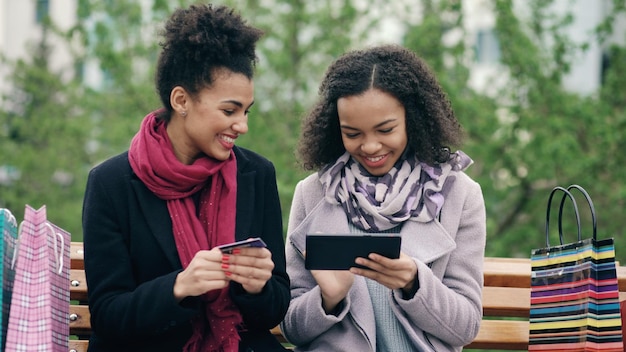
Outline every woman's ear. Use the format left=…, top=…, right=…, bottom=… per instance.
left=170, top=86, right=188, bottom=115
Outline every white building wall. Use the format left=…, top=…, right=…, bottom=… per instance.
left=1, top=0, right=624, bottom=102
left=464, top=0, right=506, bottom=97
left=554, top=0, right=604, bottom=95
left=0, top=0, right=77, bottom=100
left=2, top=1, right=34, bottom=62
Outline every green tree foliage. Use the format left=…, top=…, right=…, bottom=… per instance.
left=1, top=0, right=625, bottom=265
left=0, top=26, right=93, bottom=234
left=482, top=0, right=626, bottom=260
left=402, top=0, right=626, bottom=260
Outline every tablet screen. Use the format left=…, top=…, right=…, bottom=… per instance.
left=305, top=233, right=401, bottom=270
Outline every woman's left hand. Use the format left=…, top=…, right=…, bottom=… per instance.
left=350, top=252, right=417, bottom=294
left=221, top=247, right=274, bottom=294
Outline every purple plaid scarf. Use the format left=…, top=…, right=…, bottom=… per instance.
left=319, top=151, right=473, bottom=232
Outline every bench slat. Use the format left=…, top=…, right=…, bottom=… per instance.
left=69, top=339, right=88, bottom=352
left=465, top=320, right=529, bottom=350
left=67, top=242, right=626, bottom=351
left=483, top=257, right=531, bottom=288
left=70, top=269, right=88, bottom=302
left=71, top=242, right=85, bottom=270
left=69, top=305, right=91, bottom=335
left=482, top=286, right=529, bottom=317
left=483, top=257, right=626, bottom=291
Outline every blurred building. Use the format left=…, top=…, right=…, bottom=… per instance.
left=465, top=0, right=626, bottom=97
left=0, top=0, right=78, bottom=99
left=1, top=0, right=625, bottom=100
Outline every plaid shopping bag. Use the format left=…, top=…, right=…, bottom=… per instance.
left=5, top=205, right=71, bottom=352
left=1, top=208, right=19, bottom=351
left=530, top=185, right=623, bottom=351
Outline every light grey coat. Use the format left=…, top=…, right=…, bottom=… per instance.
left=281, top=170, right=486, bottom=351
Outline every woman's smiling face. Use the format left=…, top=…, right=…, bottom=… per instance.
left=337, top=88, right=408, bottom=176
left=168, top=69, right=254, bottom=165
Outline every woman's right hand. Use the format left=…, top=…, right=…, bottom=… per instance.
left=173, top=248, right=228, bottom=301
left=311, top=269, right=354, bottom=314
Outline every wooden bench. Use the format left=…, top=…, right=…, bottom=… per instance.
left=68, top=243, right=626, bottom=351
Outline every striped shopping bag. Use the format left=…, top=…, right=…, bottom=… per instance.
left=530, top=185, right=623, bottom=351
left=1, top=208, right=19, bottom=351
left=5, top=205, right=71, bottom=352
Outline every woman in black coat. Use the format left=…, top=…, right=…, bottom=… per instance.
left=82, top=4, right=289, bottom=352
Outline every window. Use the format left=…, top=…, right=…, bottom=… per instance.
left=475, top=29, right=501, bottom=64
left=36, top=0, right=50, bottom=23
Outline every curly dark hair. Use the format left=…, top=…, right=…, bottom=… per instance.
left=297, top=44, right=464, bottom=169
left=155, top=3, right=263, bottom=121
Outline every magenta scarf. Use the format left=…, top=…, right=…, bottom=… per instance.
left=128, top=110, right=242, bottom=352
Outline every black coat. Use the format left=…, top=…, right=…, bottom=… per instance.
left=82, top=146, right=290, bottom=351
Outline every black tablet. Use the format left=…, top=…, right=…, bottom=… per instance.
left=305, top=233, right=401, bottom=270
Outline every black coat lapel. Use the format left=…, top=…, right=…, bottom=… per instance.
left=235, top=148, right=255, bottom=240
left=130, top=177, right=181, bottom=269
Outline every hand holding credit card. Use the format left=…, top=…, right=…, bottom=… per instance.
left=216, top=237, right=267, bottom=253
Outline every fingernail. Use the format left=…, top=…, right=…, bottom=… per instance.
left=225, top=271, right=232, bottom=276
left=222, top=255, right=229, bottom=262
left=221, top=263, right=229, bottom=269
left=232, top=248, right=241, bottom=255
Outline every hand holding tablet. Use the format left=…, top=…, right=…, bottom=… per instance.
left=305, top=233, right=401, bottom=270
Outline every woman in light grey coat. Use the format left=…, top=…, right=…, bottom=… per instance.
left=281, top=45, right=486, bottom=352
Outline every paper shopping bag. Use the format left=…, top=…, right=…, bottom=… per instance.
left=0, top=208, right=19, bottom=351
left=529, top=185, right=623, bottom=351
left=622, top=300, right=626, bottom=350
left=5, top=205, right=71, bottom=352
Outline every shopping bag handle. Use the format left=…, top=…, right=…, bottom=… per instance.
left=558, top=184, right=596, bottom=241
left=45, top=223, right=65, bottom=275
left=0, top=208, right=18, bottom=227
left=1, top=209, right=19, bottom=269
left=545, top=186, right=581, bottom=246
left=11, top=220, right=24, bottom=270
